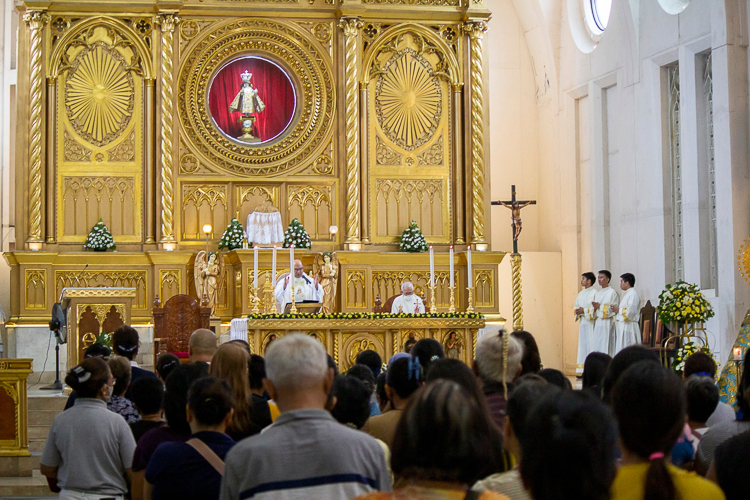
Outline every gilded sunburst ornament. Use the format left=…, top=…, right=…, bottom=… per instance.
left=375, top=49, right=442, bottom=151
left=65, top=43, right=135, bottom=147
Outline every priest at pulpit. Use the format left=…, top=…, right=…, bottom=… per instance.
left=391, top=282, right=425, bottom=314
left=275, top=259, right=324, bottom=312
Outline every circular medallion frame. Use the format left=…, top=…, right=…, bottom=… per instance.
left=178, top=19, right=335, bottom=177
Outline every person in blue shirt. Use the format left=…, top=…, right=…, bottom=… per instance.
left=144, top=376, right=235, bottom=500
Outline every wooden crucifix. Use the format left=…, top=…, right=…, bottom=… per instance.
left=491, top=185, right=537, bottom=254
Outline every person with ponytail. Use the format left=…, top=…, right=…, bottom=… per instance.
left=144, top=377, right=235, bottom=500
left=610, top=361, right=723, bottom=500
left=40, top=357, right=137, bottom=498
left=362, top=356, right=422, bottom=449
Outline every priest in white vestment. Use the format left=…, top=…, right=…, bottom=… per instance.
left=391, top=282, right=425, bottom=314
left=575, top=272, right=598, bottom=375
left=591, top=270, right=619, bottom=356
left=274, top=259, right=324, bottom=312
left=612, top=273, right=641, bottom=355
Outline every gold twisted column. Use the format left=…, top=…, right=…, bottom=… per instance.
left=463, top=21, right=488, bottom=245
left=157, top=14, right=179, bottom=245
left=511, top=252, right=523, bottom=331
left=339, top=17, right=363, bottom=246
left=24, top=11, right=49, bottom=246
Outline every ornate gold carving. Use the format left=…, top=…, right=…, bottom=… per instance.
left=180, top=153, right=200, bottom=174
left=76, top=303, right=126, bottom=325
left=339, top=17, right=363, bottom=244
left=510, top=253, right=523, bottom=330
left=235, top=185, right=278, bottom=220
left=363, top=0, right=459, bottom=4
left=64, top=44, right=135, bottom=146
left=178, top=19, right=335, bottom=176
left=182, top=185, right=228, bottom=239
left=108, top=130, right=136, bottom=162
left=312, top=23, right=332, bottom=44
left=159, top=269, right=181, bottom=303
left=244, top=317, right=482, bottom=329
left=417, top=135, right=443, bottom=166
left=25, top=269, right=47, bottom=310
left=180, top=20, right=200, bottom=41
left=157, top=14, right=179, bottom=244
left=50, top=16, right=71, bottom=47
left=464, top=21, right=488, bottom=244
left=474, top=269, right=494, bottom=308
left=375, top=136, right=403, bottom=165
left=313, top=155, right=333, bottom=175
left=349, top=338, right=377, bottom=365
left=55, top=271, right=146, bottom=309
left=24, top=11, right=50, bottom=244
left=375, top=179, right=442, bottom=234
left=288, top=185, right=332, bottom=239
left=346, top=270, right=367, bottom=309
left=64, top=131, right=92, bottom=162
left=375, top=49, right=442, bottom=151
left=62, top=177, right=136, bottom=236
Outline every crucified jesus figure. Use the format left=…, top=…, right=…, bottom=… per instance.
left=499, top=200, right=535, bottom=241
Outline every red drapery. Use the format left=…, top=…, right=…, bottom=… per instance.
left=208, top=57, right=296, bottom=143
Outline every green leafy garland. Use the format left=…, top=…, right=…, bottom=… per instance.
left=219, top=218, right=246, bottom=250
left=95, top=332, right=112, bottom=349
left=657, top=281, right=715, bottom=324
left=246, top=311, right=484, bottom=320
left=83, top=219, right=116, bottom=251
left=399, top=221, right=428, bottom=252
left=283, top=218, right=312, bottom=249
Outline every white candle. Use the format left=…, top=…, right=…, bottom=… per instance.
left=429, top=246, right=435, bottom=287
left=253, top=245, right=259, bottom=289
left=449, top=245, right=454, bottom=288
left=734, top=346, right=743, bottom=361
left=271, top=245, right=277, bottom=287
left=466, top=245, right=472, bottom=287
left=289, top=244, right=295, bottom=288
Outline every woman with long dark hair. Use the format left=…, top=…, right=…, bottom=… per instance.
left=40, top=357, right=136, bottom=498
left=610, top=362, right=723, bottom=500
left=355, top=380, right=507, bottom=499
left=210, top=342, right=260, bottom=439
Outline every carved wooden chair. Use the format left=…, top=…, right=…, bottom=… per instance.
left=639, top=300, right=656, bottom=346
left=373, top=291, right=428, bottom=313
left=152, top=294, right=211, bottom=367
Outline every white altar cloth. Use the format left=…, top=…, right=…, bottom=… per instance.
left=230, top=318, right=249, bottom=342
left=246, top=211, right=284, bottom=245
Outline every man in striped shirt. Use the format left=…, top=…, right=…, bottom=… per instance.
left=220, top=334, right=391, bottom=500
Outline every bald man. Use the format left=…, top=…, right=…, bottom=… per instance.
left=189, top=328, right=218, bottom=363
left=274, top=259, right=324, bottom=312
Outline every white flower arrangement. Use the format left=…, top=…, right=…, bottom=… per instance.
left=283, top=218, right=312, bottom=249
left=399, top=221, right=428, bottom=252
left=219, top=218, right=246, bottom=250
left=83, top=219, right=116, bottom=251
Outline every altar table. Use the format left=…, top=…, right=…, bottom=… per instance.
left=229, top=317, right=485, bottom=370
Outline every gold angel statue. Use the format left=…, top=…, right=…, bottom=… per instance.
left=194, top=250, right=225, bottom=316
left=313, top=252, right=339, bottom=314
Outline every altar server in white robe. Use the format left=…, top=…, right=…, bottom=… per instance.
left=612, top=273, right=641, bottom=355
left=575, top=272, right=598, bottom=375
left=591, top=270, right=619, bottom=356
left=391, top=281, right=425, bottom=314
left=275, top=259, right=324, bottom=312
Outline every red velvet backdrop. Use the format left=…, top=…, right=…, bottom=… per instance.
left=208, top=57, right=296, bottom=142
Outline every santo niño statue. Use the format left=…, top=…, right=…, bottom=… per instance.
left=228, top=70, right=266, bottom=143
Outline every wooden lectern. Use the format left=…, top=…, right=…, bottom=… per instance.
left=59, top=287, right=136, bottom=370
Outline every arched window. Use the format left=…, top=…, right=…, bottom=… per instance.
left=584, top=0, right=612, bottom=35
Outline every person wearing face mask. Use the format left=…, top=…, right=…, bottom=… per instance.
left=40, top=357, right=137, bottom=499
left=107, top=357, right=141, bottom=424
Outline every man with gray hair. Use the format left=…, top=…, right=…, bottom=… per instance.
left=473, top=331, right=524, bottom=430
left=220, top=334, right=391, bottom=499
left=188, top=328, right=217, bottom=363
left=390, top=281, right=425, bottom=314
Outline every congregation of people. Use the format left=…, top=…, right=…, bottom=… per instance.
left=38, top=320, right=750, bottom=500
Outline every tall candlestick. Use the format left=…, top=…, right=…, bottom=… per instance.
left=271, top=245, right=277, bottom=287
left=289, top=244, right=295, bottom=281
left=449, top=245, right=454, bottom=288
left=253, top=245, right=259, bottom=289
left=429, top=246, right=435, bottom=287
left=466, top=245, right=472, bottom=284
